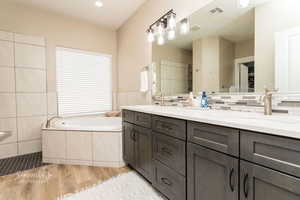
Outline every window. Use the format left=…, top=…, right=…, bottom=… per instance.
left=56, top=47, right=112, bottom=116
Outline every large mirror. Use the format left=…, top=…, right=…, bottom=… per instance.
left=152, top=0, right=300, bottom=96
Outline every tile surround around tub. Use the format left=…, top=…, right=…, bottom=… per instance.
left=14, top=43, right=46, bottom=69
left=0, top=31, right=48, bottom=159
left=0, top=67, right=15, bottom=92
left=47, top=92, right=58, bottom=116
left=0, top=94, right=16, bottom=118
left=15, top=68, right=46, bottom=93
left=0, top=40, right=14, bottom=67
left=17, top=116, right=46, bottom=141
left=16, top=93, right=47, bottom=117
left=118, top=91, right=151, bottom=109
left=0, top=118, right=17, bottom=145
left=14, top=33, right=45, bottom=46
left=18, top=139, right=42, bottom=156
left=0, top=143, right=18, bottom=159
left=66, top=132, right=93, bottom=161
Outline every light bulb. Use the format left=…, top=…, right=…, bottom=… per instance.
left=167, top=29, right=175, bottom=40
left=95, top=1, right=103, bottom=7
left=168, top=13, right=176, bottom=29
left=180, top=18, right=190, bottom=35
left=147, top=29, right=155, bottom=43
left=240, top=0, right=250, bottom=8
left=157, top=21, right=164, bottom=35
left=157, top=35, right=165, bottom=45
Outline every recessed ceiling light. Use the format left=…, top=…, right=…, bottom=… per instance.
left=95, top=1, right=103, bottom=8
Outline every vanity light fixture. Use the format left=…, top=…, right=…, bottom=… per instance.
left=180, top=18, right=190, bottom=35
left=239, top=0, right=250, bottom=8
left=146, top=9, right=176, bottom=44
left=147, top=28, right=155, bottom=43
left=157, top=35, right=165, bottom=45
left=95, top=0, right=103, bottom=7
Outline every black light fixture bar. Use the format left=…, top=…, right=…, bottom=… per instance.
left=148, top=9, right=176, bottom=30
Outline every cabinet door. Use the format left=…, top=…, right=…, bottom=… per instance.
left=187, top=143, right=238, bottom=200
left=135, top=125, right=153, bottom=181
left=240, top=160, right=300, bottom=200
left=123, top=122, right=135, bottom=167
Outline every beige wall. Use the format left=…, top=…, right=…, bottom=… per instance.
left=193, top=37, right=220, bottom=93
left=235, top=39, right=254, bottom=59
left=117, top=0, right=213, bottom=105
left=220, top=38, right=235, bottom=91
left=0, top=1, right=117, bottom=94
left=255, top=0, right=300, bottom=91
left=152, top=44, right=192, bottom=65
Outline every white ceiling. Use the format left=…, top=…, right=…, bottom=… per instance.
left=167, top=0, right=273, bottom=50
left=7, top=0, right=148, bottom=29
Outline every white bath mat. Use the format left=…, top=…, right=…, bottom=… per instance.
left=59, top=171, right=164, bottom=200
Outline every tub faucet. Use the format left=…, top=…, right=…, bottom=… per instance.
left=262, top=88, right=278, bottom=115
left=46, top=116, right=62, bottom=128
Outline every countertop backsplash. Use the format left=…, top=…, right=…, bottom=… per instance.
left=152, top=93, right=300, bottom=116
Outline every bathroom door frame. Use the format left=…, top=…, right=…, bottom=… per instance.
left=234, top=56, right=255, bottom=91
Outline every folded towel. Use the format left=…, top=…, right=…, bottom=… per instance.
left=105, top=111, right=121, bottom=117
left=140, top=71, right=149, bottom=92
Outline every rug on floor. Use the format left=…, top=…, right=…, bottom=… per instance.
left=58, top=171, right=164, bottom=200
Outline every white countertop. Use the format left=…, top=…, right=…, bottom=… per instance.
left=122, top=105, right=300, bottom=140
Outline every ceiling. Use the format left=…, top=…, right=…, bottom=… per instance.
left=167, top=0, right=273, bottom=50
left=6, top=0, right=148, bottom=29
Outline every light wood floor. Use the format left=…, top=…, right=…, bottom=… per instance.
left=0, top=164, right=130, bottom=200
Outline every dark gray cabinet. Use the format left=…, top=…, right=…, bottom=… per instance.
left=123, top=122, right=135, bottom=167
left=188, top=122, right=239, bottom=157
left=153, top=132, right=186, bottom=176
left=135, top=126, right=153, bottom=181
left=152, top=115, right=186, bottom=140
left=123, top=109, right=300, bottom=200
left=153, top=160, right=186, bottom=200
left=187, top=143, right=239, bottom=200
left=240, top=160, right=300, bottom=200
left=240, top=131, right=300, bottom=177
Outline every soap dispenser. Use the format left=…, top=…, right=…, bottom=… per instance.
left=201, top=91, right=209, bottom=108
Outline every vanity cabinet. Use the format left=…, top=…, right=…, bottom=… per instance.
left=123, top=109, right=300, bottom=200
left=134, top=125, right=153, bottom=181
left=123, top=112, right=153, bottom=181
left=123, top=122, right=135, bottom=167
left=187, top=143, right=239, bottom=200
left=240, top=160, right=300, bottom=200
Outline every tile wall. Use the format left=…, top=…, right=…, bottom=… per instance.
left=0, top=30, right=54, bottom=159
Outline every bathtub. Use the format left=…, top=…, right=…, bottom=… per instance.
left=42, top=115, right=125, bottom=168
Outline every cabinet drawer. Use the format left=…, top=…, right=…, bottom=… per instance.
left=188, top=122, right=239, bottom=157
left=122, top=110, right=135, bottom=123
left=134, top=112, right=151, bottom=128
left=241, top=131, right=300, bottom=178
left=153, top=132, right=186, bottom=176
left=153, top=160, right=186, bottom=200
left=152, top=116, right=186, bottom=140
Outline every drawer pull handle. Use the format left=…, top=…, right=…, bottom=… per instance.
left=130, top=131, right=136, bottom=142
left=161, top=147, right=172, bottom=156
left=229, top=168, right=234, bottom=192
left=243, top=174, right=249, bottom=198
left=161, top=177, right=172, bottom=186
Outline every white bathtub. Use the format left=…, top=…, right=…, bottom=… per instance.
left=42, top=115, right=125, bottom=168
left=53, top=116, right=122, bottom=132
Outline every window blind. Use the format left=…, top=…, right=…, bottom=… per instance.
left=56, top=47, right=112, bottom=116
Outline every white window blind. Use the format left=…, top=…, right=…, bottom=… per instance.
left=56, top=47, right=112, bottom=116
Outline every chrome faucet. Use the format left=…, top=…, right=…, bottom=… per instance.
left=262, top=88, right=278, bottom=115
left=46, top=116, right=62, bottom=128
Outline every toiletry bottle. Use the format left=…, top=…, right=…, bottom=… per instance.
left=201, top=91, right=209, bottom=108
left=188, top=92, right=193, bottom=106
